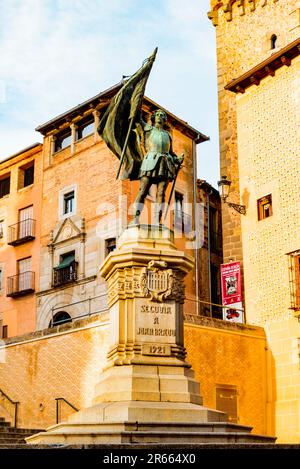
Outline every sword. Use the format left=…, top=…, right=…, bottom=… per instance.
left=164, top=161, right=184, bottom=221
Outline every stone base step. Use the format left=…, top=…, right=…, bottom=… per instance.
left=26, top=428, right=276, bottom=445
left=26, top=418, right=276, bottom=445
left=42, top=421, right=253, bottom=434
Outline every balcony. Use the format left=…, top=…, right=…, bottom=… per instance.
left=172, top=210, right=192, bottom=235
left=7, top=271, right=35, bottom=297
left=8, top=219, right=36, bottom=246
left=53, top=262, right=78, bottom=287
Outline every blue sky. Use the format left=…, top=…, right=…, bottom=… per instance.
left=0, top=0, right=220, bottom=187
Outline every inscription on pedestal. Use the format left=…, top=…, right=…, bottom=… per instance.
left=135, top=299, right=176, bottom=345
left=142, top=344, right=171, bottom=356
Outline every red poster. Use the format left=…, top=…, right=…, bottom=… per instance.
left=221, top=262, right=242, bottom=306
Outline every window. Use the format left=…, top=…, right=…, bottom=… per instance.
left=49, top=311, right=71, bottom=328
left=17, top=257, right=34, bottom=292
left=53, top=251, right=77, bottom=286
left=76, top=116, right=94, bottom=140
left=0, top=175, right=10, bottom=198
left=59, top=185, right=77, bottom=219
left=174, top=192, right=192, bottom=234
left=0, top=268, right=3, bottom=290
left=0, top=220, right=4, bottom=238
left=287, top=250, right=300, bottom=310
left=174, top=191, right=184, bottom=231
left=1, top=325, right=8, bottom=339
left=63, top=191, right=74, bottom=215
left=216, top=385, right=238, bottom=423
left=18, top=205, right=34, bottom=240
left=7, top=257, right=35, bottom=297
left=24, top=164, right=34, bottom=187
left=54, top=130, right=72, bottom=152
left=18, top=162, right=34, bottom=189
left=209, top=207, right=222, bottom=255
left=105, top=238, right=116, bottom=256
left=257, top=194, right=272, bottom=220
left=271, top=34, right=278, bottom=50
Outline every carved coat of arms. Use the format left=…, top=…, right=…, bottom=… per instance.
left=140, top=260, right=173, bottom=303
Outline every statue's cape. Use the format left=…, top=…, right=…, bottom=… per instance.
left=97, top=49, right=157, bottom=180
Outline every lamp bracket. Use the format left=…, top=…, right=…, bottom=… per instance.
left=227, top=202, right=246, bottom=215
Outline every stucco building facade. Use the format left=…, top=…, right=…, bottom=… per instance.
left=0, top=143, right=42, bottom=337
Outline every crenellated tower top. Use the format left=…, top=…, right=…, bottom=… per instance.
left=208, top=0, right=280, bottom=26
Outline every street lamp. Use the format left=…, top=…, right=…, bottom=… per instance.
left=217, top=176, right=246, bottom=215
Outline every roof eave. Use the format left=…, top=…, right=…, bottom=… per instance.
left=225, top=37, right=300, bottom=94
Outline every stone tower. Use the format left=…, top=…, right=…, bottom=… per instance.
left=208, top=1, right=300, bottom=443
left=208, top=0, right=299, bottom=265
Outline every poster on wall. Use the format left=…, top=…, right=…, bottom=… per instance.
left=221, top=262, right=244, bottom=323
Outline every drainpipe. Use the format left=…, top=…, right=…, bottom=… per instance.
left=207, top=191, right=212, bottom=316
left=192, top=140, right=199, bottom=314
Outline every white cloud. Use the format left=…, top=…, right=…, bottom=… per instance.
left=0, top=0, right=219, bottom=186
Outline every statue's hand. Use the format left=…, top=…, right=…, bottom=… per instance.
left=176, top=153, right=184, bottom=165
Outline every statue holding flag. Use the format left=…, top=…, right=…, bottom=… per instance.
left=98, top=48, right=184, bottom=225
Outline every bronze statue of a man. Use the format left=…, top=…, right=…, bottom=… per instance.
left=98, top=48, right=183, bottom=225
left=133, top=109, right=183, bottom=224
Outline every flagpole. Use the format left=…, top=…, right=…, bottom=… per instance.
left=116, top=117, right=134, bottom=180
left=164, top=163, right=183, bottom=220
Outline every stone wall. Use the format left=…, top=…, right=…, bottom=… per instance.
left=208, top=0, right=298, bottom=266
left=235, top=54, right=300, bottom=443
left=0, top=314, right=273, bottom=438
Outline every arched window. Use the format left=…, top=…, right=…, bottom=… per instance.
left=271, top=34, right=277, bottom=50
left=49, top=311, right=71, bottom=327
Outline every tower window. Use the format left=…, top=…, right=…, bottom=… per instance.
left=271, top=34, right=277, bottom=50
left=257, top=194, right=272, bottom=221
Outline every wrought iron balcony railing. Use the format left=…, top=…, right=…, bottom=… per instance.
left=53, top=263, right=78, bottom=287
left=172, top=210, right=192, bottom=235
left=8, top=219, right=36, bottom=246
left=7, top=271, right=35, bottom=297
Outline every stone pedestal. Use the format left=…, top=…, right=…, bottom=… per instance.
left=26, top=225, right=276, bottom=445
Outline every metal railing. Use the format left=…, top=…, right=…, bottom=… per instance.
left=7, top=271, right=35, bottom=297
left=8, top=218, right=36, bottom=246
left=0, top=388, right=19, bottom=428
left=55, top=398, right=79, bottom=424
left=49, top=293, right=108, bottom=326
left=172, top=210, right=192, bottom=235
left=184, top=297, right=245, bottom=323
left=53, top=263, right=78, bottom=287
